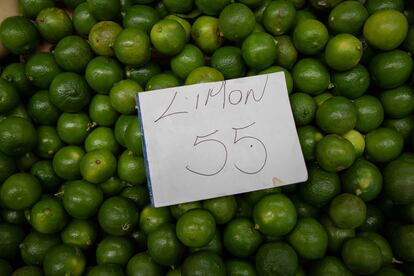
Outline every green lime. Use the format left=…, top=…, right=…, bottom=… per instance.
left=342, top=159, right=382, bottom=202
left=341, top=237, right=383, bottom=274
left=223, top=217, right=263, bottom=257
left=202, top=196, right=237, bottom=224
left=124, top=118, right=143, bottom=156
left=182, top=251, right=226, bottom=276
left=118, top=150, right=146, bottom=185
left=185, top=66, right=224, bottom=85
left=165, top=15, right=192, bottom=42
left=293, top=19, right=329, bottom=55
left=120, top=185, right=149, bottom=208
left=87, top=0, right=120, bottom=20
left=1, top=62, right=33, bottom=98
left=88, top=21, right=122, bottom=56
left=30, top=160, right=61, bottom=192
left=28, top=90, right=61, bottom=126
left=147, top=223, right=185, bottom=266
left=110, top=79, right=143, bottom=114
left=52, top=146, right=85, bottom=180
left=139, top=204, right=172, bottom=234
left=297, top=126, right=323, bottom=162
left=20, top=231, right=60, bottom=265
left=43, top=244, right=86, bottom=276
left=85, top=56, right=123, bottom=94
left=89, top=95, right=119, bottom=127
left=73, top=2, right=98, bottom=37
left=287, top=217, right=328, bottom=260
left=176, top=208, right=216, bottom=247
left=374, top=267, right=405, bottom=276
left=290, top=92, right=317, bottom=126
left=328, top=1, right=368, bottom=35
left=125, top=61, right=161, bottom=87
left=292, top=58, right=331, bottom=95
left=380, top=85, right=414, bottom=119
left=36, top=7, right=72, bottom=43
left=145, top=72, right=181, bottom=90
left=366, top=0, right=404, bottom=14
left=195, top=0, right=230, bottom=16
left=0, top=78, right=19, bottom=114
left=391, top=224, right=414, bottom=262
left=0, top=223, right=25, bottom=259
left=49, top=72, right=91, bottom=113
left=114, top=28, right=151, bottom=66
left=316, top=96, right=357, bottom=134
left=357, top=204, right=384, bottom=232
left=299, top=164, right=340, bottom=207
left=80, top=149, right=116, bottom=184
left=253, top=193, right=297, bottom=236
left=309, top=0, right=343, bottom=11
left=332, top=64, right=370, bottom=99
left=16, top=152, right=38, bottom=171
left=370, top=50, right=413, bottom=89
left=62, top=180, right=103, bottom=219
left=96, top=236, right=134, bottom=266
left=0, top=117, right=37, bottom=157
left=255, top=242, right=298, bottom=276
left=329, top=193, right=366, bottom=229
left=342, top=129, right=365, bottom=157
left=365, top=127, right=403, bottom=163
left=319, top=215, right=355, bottom=253
left=273, top=35, right=297, bottom=69
left=225, top=259, right=257, bottom=276
left=170, top=201, right=203, bottom=219
left=54, top=35, right=93, bottom=73
left=114, top=115, right=135, bottom=147
left=308, top=256, right=352, bottom=276
left=30, top=196, right=68, bottom=234
left=241, top=32, right=277, bottom=70
left=57, top=112, right=92, bottom=145
left=99, top=176, right=126, bottom=197
left=384, top=159, right=414, bottom=204
left=123, top=5, right=160, bottom=33
left=358, top=232, right=393, bottom=264
left=263, top=0, right=296, bottom=35
left=219, top=3, right=255, bottom=41
left=126, top=252, right=164, bottom=276
left=191, top=16, right=223, bottom=53
left=0, top=16, right=39, bottom=55
left=0, top=259, right=11, bottom=276
left=325, top=34, right=363, bottom=71
left=25, top=52, right=62, bottom=89
left=171, top=44, right=205, bottom=80
left=0, top=173, right=41, bottom=211
left=354, top=95, right=384, bottom=133
left=87, top=264, right=125, bottom=276
left=18, top=0, right=55, bottom=19
left=98, top=196, right=139, bottom=236
left=150, top=19, right=186, bottom=56
left=190, top=227, right=223, bottom=255
left=1, top=208, right=26, bottom=225
left=0, top=152, right=16, bottom=184
left=363, top=9, right=408, bottom=50
left=61, top=219, right=97, bottom=249
left=316, top=134, right=355, bottom=172
left=384, top=115, right=414, bottom=145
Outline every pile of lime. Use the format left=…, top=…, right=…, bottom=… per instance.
left=0, top=0, right=414, bottom=275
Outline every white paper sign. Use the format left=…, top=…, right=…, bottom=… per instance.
left=136, top=72, right=307, bottom=207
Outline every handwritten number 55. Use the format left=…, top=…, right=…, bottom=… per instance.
left=186, top=123, right=267, bottom=176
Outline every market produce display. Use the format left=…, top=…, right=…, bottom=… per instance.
left=0, top=0, right=414, bottom=275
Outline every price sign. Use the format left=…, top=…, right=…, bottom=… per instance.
left=136, top=72, right=307, bottom=207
